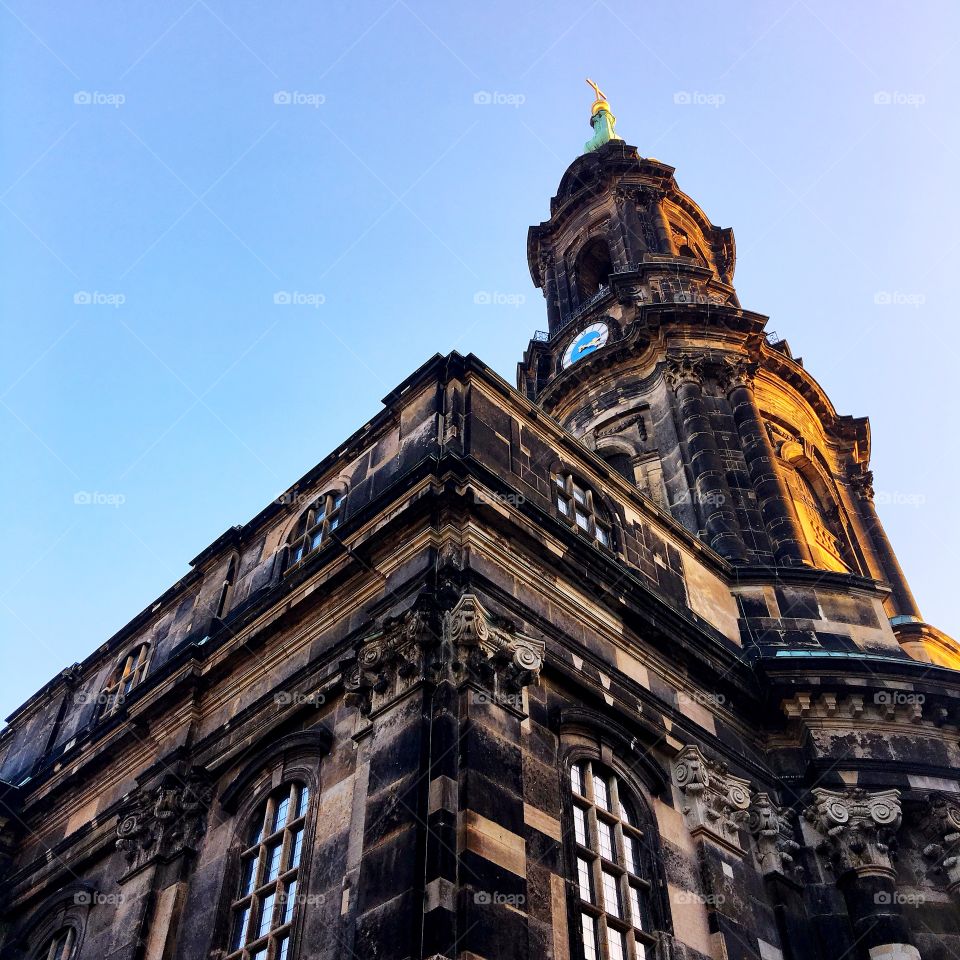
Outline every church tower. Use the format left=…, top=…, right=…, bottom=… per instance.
left=519, top=83, right=957, bottom=667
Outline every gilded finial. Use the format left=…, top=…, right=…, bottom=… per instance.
left=583, top=78, right=622, bottom=154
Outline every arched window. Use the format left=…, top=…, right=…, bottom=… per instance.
left=553, top=473, right=612, bottom=548
left=570, top=760, right=655, bottom=960
left=36, top=927, right=77, bottom=960
left=98, top=643, right=151, bottom=718
left=228, top=782, right=311, bottom=960
left=286, top=491, right=345, bottom=569
left=576, top=238, right=614, bottom=301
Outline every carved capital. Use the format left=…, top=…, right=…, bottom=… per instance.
left=848, top=468, right=875, bottom=502
left=663, top=355, right=705, bottom=390
left=918, top=792, right=960, bottom=896
left=672, top=745, right=751, bottom=851
left=804, top=787, right=902, bottom=879
left=341, top=594, right=543, bottom=716
left=115, top=766, right=212, bottom=882
left=748, top=792, right=800, bottom=875
left=716, top=355, right=759, bottom=393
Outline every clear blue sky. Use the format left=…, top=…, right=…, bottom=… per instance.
left=2, top=0, right=958, bottom=722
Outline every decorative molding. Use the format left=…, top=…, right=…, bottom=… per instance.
left=663, top=355, right=704, bottom=390
left=341, top=593, right=544, bottom=717
left=918, top=792, right=960, bottom=897
left=115, top=766, right=212, bottom=882
left=804, top=787, right=902, bottom=879
left=781, top=692, right=925, bottom=726
left=716, top=356, right=759, bottom=392
left=748, top=792, right=800, bottom=875
left=672, top=745, right=751, bottom=851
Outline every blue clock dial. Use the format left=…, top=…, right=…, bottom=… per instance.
left=562, top=322, right=609, bottom=368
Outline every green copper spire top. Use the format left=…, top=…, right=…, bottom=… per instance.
left=583, top=78, right=622, bottom=153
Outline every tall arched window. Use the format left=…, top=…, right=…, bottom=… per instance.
left=37, top=927, right=77, bottom=960
left=576, top=238, right=614, bottom=301
left=570, top=760, right=656, bottom=960
left=286, top=491, right=345, bottom=569
left=553, top=473, right=612, bottom=548
left=97, top=643, right=151, bottom=718
left=228, top=782, right=310, bottom=960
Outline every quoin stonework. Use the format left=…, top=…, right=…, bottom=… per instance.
left=2, top=88, right=959, bottom=960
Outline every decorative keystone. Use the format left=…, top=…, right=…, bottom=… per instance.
left=748, top=792, right=800, bottom=875
left=115, top=766, right=212, bottom=882
left=918, top=793, right=960, bottom=897
left=672, top=745, right=751, bottom=851
left=804, top=788, right=902, bottom=879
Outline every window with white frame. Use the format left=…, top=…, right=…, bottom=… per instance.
left=554, top=474, right=612, bottom=548
left=570, top=760, right=655, bottom=960
left=286, top=491, right=345, bottom=569
left=227, top=782, right=311, bottom=960
left=97, top=643, right=151, bottom=718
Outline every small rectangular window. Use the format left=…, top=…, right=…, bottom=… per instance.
left=296, top=785, right=310, bottom=818
left=630, top=885, right=645, bottom=930
left=230, top=907, right=250, bottom=951
left=597, top=820, right=615, bottom=862
left=602, top=871, right=621, bottom=918
left=606, top=927, right=626, bottom=960
left=256, top=892, right=276, bottom=938
left=571, top=764, right=583, bottom=795
left=288, top=828, right=304, bottom=870
left=624, top=835, right=639, bottom=875
left=595, top=524, right=610, bottom=546
left=575, top=509, right=590, bottom=531
left=240, top=855, right=258, bottom=895
left=276, top=938, right=290, bottom=960
left=573, top=485, right=587, bottom=505
left=581, top=914, right=598, bottom=960
left=264, top=842, right=283, bottom=882
left=577, top=857, right=593, bottom=902
left=557, top=496, right=570, bottom=516
left=280, top=879, right=296, bottom=923
left=593, top=775, right=609, bottom=810
left=272, top=796, right=290, bottom=832
left=574, top=806, right=588, bottom=845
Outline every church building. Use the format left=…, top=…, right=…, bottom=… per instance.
left=2, top=86, right=959, bottom=960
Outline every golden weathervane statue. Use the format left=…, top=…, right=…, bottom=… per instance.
left=584, top=78, right=622, bottom=153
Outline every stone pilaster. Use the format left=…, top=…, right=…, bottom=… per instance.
left=664, top=357, right=748, bottom=563
left=720, top=356, right=808, bottom=566
left=805, top=788, right=918, bottom=960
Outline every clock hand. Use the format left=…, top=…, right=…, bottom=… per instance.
left=576, top=336, right=600, bottom=354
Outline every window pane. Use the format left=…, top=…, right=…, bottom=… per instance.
left=557, top=496, right=569, bottom=516
left=248, top=811, right=265, bottom=848
left=553, top=474, right=564, bottom=487
left=573, top=485, right=586, bottom=504
left=291, top=542, right=304, bottom=564
left=280, top=879, right=297, bottom=924
left=329, top=516, right=340, bottom=532
left=602, top=871, right=621, bottom=918
left=581, top=914, right=598, bottom=960
left=256, top=892, right=276, bottom=937
left=575, top=509, right=590, bottom=531
left=296, top=785, right=310, bottom=818
left=593, top=775, right=609, bottom=810
left=264, top=841, right=283, bottom=882
left=315, top=505, right=327, bottom=522
left=230, top=907, right=250, bottom=951
left=288, top=827, right=304, bottom=869
left=573, top=806, right=588, bottom=846
left=276, top=937, right=290, bottom=960
left=250, top=950, right=268, bottom=960
left=624, top=834, right=639, bottom=875
left=595, top=524, right=609, bottom=546
left=630, top=885, right=645, bottom=930
left=607, top=926, right=626, bottom=960
left=240, top=854, right=259, bottom=895
left=577, top=857, right=593, bottom=902
left=597, top=820, right=615, bottom=862
left=272, top=796, right=291, bottom=832
left=619, top=798, right=632, bottom=826
left=571, top=764, right=583, bottom=795
left=310, top=530, right=324, bottom=550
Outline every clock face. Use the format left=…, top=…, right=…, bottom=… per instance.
left=562, top=322, right=609, bottom=368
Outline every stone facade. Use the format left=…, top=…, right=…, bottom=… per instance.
left=1, top=136, right=959, bottom=960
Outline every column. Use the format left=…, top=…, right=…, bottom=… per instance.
left=666, top=357, right=748, bottom=563
left=849, top=472, right=922, bottom=620
left=805, top=788, right=919, bottom=960
left=723, top=358, right=809, bottom=566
